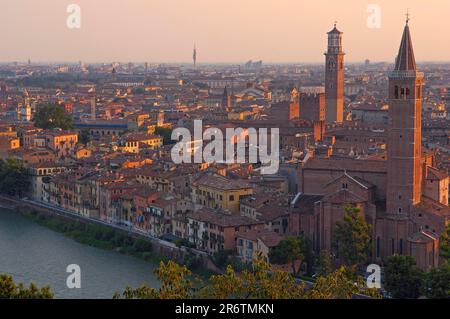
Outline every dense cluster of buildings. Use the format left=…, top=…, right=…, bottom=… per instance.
left=0, top=19, right=449, bottom=271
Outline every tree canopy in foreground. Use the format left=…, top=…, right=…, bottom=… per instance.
left=0, top=274, right=54, bottom=299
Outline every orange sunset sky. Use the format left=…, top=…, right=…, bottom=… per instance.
left=0, top=0, right=449, bottom=63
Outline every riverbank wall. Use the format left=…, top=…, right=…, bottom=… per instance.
left=0, top=195, right=222, bottom=275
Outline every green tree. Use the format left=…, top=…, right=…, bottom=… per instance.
left=332, top=205, right=372, bottom=267
left=0, top=157, right=30, bottom=197
left=423, top=264, right=450, bottom=299
left=34, top=104, right=72, bottom=130
left=78, top=129, right=91, bottom=145
left=439, top=223, right=450, bottom=262
left=299, top=235, right=314, bottom=276
left=317, top=250, right=333, bottom=276
left=115, top=254, right=384, bottom=299
left=155, top=127, right=174, bottom=145
left=269, top=236, right=303, bottom=275
left=212, top=249, right=233, bottom=269
left=199, top=254, right=306, bottom=299
left=114, top=260, right=195, bottom=299
left=0, top=274, right=53, bottom=299
left=307, top=267, right=381, bottom=299
left=384, top=255, right=424, bottom=299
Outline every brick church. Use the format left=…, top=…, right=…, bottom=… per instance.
left=291, top=20, right=449, bottom=271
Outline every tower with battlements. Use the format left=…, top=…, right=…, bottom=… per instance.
left=325, top=23, right=345, bottom=123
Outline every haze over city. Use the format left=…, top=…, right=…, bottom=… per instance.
left=1, top=0, right=450, bottom=63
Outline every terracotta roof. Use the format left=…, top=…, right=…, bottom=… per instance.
left=256, top=204, right=289, bottom=222
left=188, top=208, right=262, bottom=228
left=194, top=174, right=252, bottom=191
left=413, top=196, right=450, bottom=218
left=303, top=157, right=387, bottom=173
left=236, top=229, right=282, bottom=248
left=426, top=166, right=448, bottom=181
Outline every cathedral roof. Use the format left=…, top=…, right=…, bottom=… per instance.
left=322, top=189, right=365, bottom=204
left=408, top=230, right=438, bottom=244
left=394, top=22, right=417, bottom=71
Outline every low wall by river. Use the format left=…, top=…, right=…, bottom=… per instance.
left=0, top=195, right=222, bottom=274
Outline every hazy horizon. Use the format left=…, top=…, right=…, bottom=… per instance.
left=1, top=0, right=449, bottom=64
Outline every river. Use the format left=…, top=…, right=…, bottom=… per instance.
left=0, top=208, right=160, bottom=299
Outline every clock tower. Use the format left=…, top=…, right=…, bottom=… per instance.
left=325, top=23, right=344, bottom=123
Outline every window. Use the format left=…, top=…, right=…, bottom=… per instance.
left=399, top=239, right=403, bottom=255
left=229, top=195, right=235, bottom=201
left=391, top=239, right=395, bottom=254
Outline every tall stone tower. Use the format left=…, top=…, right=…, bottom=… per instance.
left=325, top=23, right=344, bottom=123
left=386, top=18, right=424, bottom=216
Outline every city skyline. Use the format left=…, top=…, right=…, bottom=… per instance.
left=1, top=0, right=450, bottom=64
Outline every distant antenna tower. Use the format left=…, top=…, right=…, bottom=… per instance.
left=193, top=43, right=197, bottom=69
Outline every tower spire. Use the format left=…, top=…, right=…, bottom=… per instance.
left=394, top=16, right=416, bottom=71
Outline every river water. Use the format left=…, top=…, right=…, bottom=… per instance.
left=0, top=208, right=159, bottom=299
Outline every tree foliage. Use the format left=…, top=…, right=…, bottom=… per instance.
left=114, top=253, right=383, bottom=299
left=317, top=250, right=333, bottom=276
left=423, top=264, right=450, bottom=299
left=332, top=205, right=372, bottom=267
left=78, top=129, right=91, bottom=145
left=307, top=267, right=381, bottom=299
left=155, top=127, right=175, bottom=145
left=439, top=223, right=450, bottom=262
left=384, top=255, right=425, bottom=299
left=0, top=274, right=54, bottom=299
left=199, top=255, right=306, bottom=299
left=269, top=236, right=303, bottom=275
left=0, top=157, right=30, bottom=197
left=34, top=104, right=72, bottom=130
left=114, top=260, right=195, bottom=299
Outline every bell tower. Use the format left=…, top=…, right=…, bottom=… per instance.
left=325, top=23, right=344, bottom=123
left=386, top=17, right=424, bottom=216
